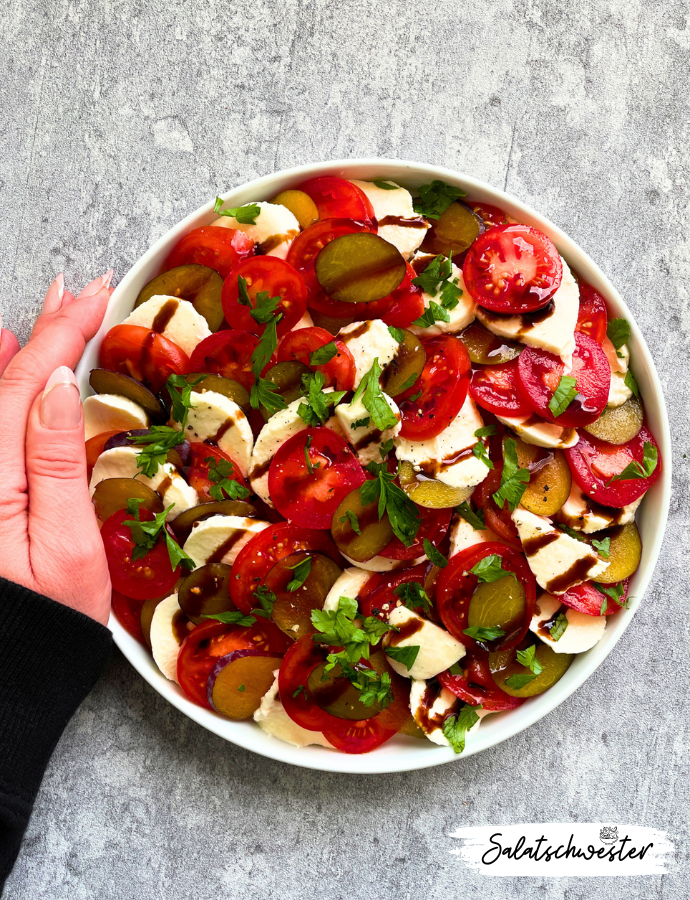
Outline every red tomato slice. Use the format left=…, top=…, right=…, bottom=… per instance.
left=296, top=176, right=376, bottom=227
left=381, top=263, right=425, bottom=328
left=111, top=589, right=145, bottom=643
left=470, top=357, right=533, bottom=417
left=576, top=282, right=608, bottom=344
left=560, top=579, right=629, bottom=617
left=357, top=563, right=427, bottom=619
left=187, top=330, right=260, bottom=390
left=475, top=466, right=521, bottom=549
left=221, top=256, right=308, bottom=337
left=565, top=425, right=661, bottom=506
left=177, top=619, right=290, bottom=709
left=163, top=226, right=255, bottom=278
left=379, top=504, right=451, bottom=561
left=517, top=332, right=610, bottom=427
left=436, top=543, right=537, bottom=652
left=101, top=509, right=181, bottom=601
left=277, top=326, right=356, bottom=391
left=397, top=335, right=471, bottom=440
left=100, top=325, right=189, bottom=394
left=438, top=655, right=525, bottom=711
left=86, top=430, right=121, bottom=482
left=186, top=443, right=249, bottom=502
left=467, top=202, right=508, bottom=228
left=463, top=224, right=563, bottom=313
left=268, top=427, right=366, bottom=529
left=230, top=523, right=342, bottom=613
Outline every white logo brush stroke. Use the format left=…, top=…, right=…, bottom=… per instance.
left=449, top=823, right=674, bottom=876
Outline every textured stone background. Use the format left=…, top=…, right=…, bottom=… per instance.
left=1, top=0, right=689, bottom=897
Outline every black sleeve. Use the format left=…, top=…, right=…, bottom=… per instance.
left=0, top=577, right=112, bottom=892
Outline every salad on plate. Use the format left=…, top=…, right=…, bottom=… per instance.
left=84, top=174, right=661, bottom=755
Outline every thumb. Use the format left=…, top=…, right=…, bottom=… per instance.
left=25, top=366, right=111, bottom=624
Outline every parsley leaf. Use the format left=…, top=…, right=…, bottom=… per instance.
left=607, top=318, right=630, bottom=351
left=608, top=441, right=658, bottom=483
left=412, top=255, right=453, bottom=296
left=463, top=625, right=506, bottom=642
left=311, top=596, right=362, bottom=646
left=547, top=611, right=569, bottom=642
left=373, top=180, right=399, bottom=190
left=166, top=374, right=205, bottom=428
left=202, top=611, right=256, bottom=626
left=250, top=586, right=276, bottom=619
left=548, top=375, right=578, bottom=418
left=298, top=371, right=346, bottom=426
left=303, top=433, right=316, bottom=475
left=341, top=509, right=361, bottom=535
left=593, top=581, right=629, bottom=609
left=423, top=538, right=448, bottom=568
left=413, top=180, right=466, bottom=220
left=455, top=502, right=485, bottom=531
left=385, top=644, right=420, bottom=670
left=591, top=536, right=611, bottom=559
left=309, top=342, right=339, bottom=366
left=250, top=377, right=288, bottom=415
left=388, top=326, right=405, bottom=343
left=127, top=427, right=186, bottom=478
left=286, top=556, right=312, bottom=592
left=413, top=302, right=450, bottom=328
left=408, top=389, right=423, bottom=402
left=474, top=424, right=497, bottom=439
left=504, top=672, right=538, bottom=690
left=250, top=314, right=281, bottom=376
left=393, top=581, right=432, bottom=612
left=351, top=417, right=371, bottom=429
left=492, top=438, right=530, bottom=511
left=350, top=359, right=398, bottom=432
left=292, top=684, right=308, bottom=699
left=204, top=456, right=250, bottom=501
left=360, top=460, right=421, bottom=547
left=469, top=554, right=517, bottom=584
left=442, top=704, right=482, bottom=754
left=472, top=441, right=494, bottom=469
left=213, top=197, right=261, bottom=224
left=235, top=276, right=282, bottom=326
left=397, top=372, right=420, bottom=394
left=124, top=499, right=195, bottom=571
left=624, top=369, right=640, bottom=398
left=516, top=644, right=543, bottom=675
left=557, top=522, right=586, bottom=542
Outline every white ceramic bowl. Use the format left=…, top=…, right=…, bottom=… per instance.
left=76, top=159, right=671, bottom=774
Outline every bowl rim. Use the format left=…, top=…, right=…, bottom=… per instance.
left=76, top=157, right=672, bottom=774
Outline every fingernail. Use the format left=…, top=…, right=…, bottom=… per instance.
left=78, top=269, right=114, bottom=299
left=40, top=366, right=82, bottom=429
left=42, top=273, right=65, bottom=315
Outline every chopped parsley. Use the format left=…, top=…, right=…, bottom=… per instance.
left=411, top=255, right=463, bottom=327
left=593, top=581, right=629, bottom=613
left=204, top=456, right=250, bottom=501
left=547, top=611, right=569, bottom=642
left=474, top=424, right=497, bottom=439
left=608, top=441, right=657, bottom=483
left=606, top=318, right=630, bottom=351
left=423, top=538, right=448, bottom=569
left=504, top=671, right=538, bottom=690
left=388, top=326, right=405, bottom=343
left=251, top=376, right=288, bottom=416
left=624, top=369, right=639, bottom=398
left=397, top=372, right=420, bottom=394
left=591, top=536, right=611, bottom=559
left=292, top=684, right=308, bottom=700
left=492, top=438, right=530, bottom=511
left=469, top=554, right=517, bottom=585
left=413, top=180, right=466, bottom=220
left=472, top=440, right=493, bottom=469
left=247, top=304, right=288, bottom=415
left=463, top=625, right=505, bottom=642
left=303, top=433, right=318, bottom=475
left=557, top=522, right=586, bottom=541
left=504, top=644, right=544, bottom=689
left=548, top=375, right=578, bottom=418
left=350, top=358, right=398, bottom=431
left=166, top=373, right=205, bottom=428
left=298, top=370, right=346, bottom=426
left=250, top=586, right=276, bottom=619
left=127, top=427, right=186, bottom=478
left=385, top=644, right=420, bottom=670
left=351, top=417, right=371, bottom=429
left=309, top=342, right=339, bottom=366
left=455, top=502, right=485, bottom=531
left=408, top=389, right=423, bottom=403
left=373, top=180, right=399, bottom=190
left=213, top=197, right=261, bottom=224
left=202, top=610, right=256, bottom=626
left=236, top=275, right=282, bottom=325
left=393, top=581, right=432, bottom=612
left=124, top=498, right=195, bottom=571
left=340, top=509, right=361, bottom=535
left=360, top=459, right=421, bottom=547
left=442, top=704, right=482, bottom=754
left=286, top=556, right=312, bottom=592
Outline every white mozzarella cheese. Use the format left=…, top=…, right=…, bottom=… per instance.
left=531, top=592, right=607, bottom=654
left=475, top=257, right=579, bottom=366
left=608, top=372, right=633, bottom=408
left=348, top=179, right=429, bottom=259
left=253, top=673, right=334, bottom=748
left=409, top=679, right=487, bottom=747
left=122, top=295, right=212, bottom=357
left=335, top=393, right=401, bottom=465
left=449, top=513, right=499, bottom=557
left=89, top=446, right=198, bottom=521
left=337, top=319, right=400, bottom=387
left=83, top=393, right=149, bottom=441
left=323, top=567, right=371, bottom=612
left=385, top=607, right=465, bottom=680
left=248, top=394, right=344, bottom=505
left=408, top=254, right=476, bottom=337
left=182, top=515, right=269, bottom=567
left=394, top=395, right=490, bottom=490
left=175, top=390, right=253, bottom=478
left=340, top=553, right=426, bottom=572
left=556, top=483, right=642, bottom=533
left=291, top=310, right=314, bottom=330
left=212, top=201, right=300, bottom=259
left=496, top=413, right=578, bottom=449
left=511, top=508, right=609, bottom=594
left=150, top=594, right=192, bottom=683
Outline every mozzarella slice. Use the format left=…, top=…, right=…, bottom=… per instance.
left=531, top=592, right=607, bottom=654
left=556, top=483, right=642, bottom=533
left=496, top=413, right=578, bottom=449
left=394, top=395, right=490, bottom=490
left=175, top=390, right=253, bottom=478
left=337, top=319, right=400, bottom=387
left=323, top=567, right=371, bottom=612
left=150, top=594, right=193, bottom=682
left=89, top=446, right=198, bottom=521
left=476, top=257, right=579, bottom=366
left=182, top=515, right=269, bottom=567
left=335, top=393, right=401, bottom=465
left=122, top=295, right=211, bottom=357
left=348, top=179, right=429, bottom=258
left=291, top=310, right=314, bottom=330
left=608, top=372, right=633, bottom=408
left=408, top=254, right=476, bottom=337
left=212, top=201, right=300, bottom=259
left=254, top=673, right=334, bottom=748
left=511, top=507, right=609, bottom=594
left=83, top=394, right=149, bottom=441
left=409, top=679, right=486, bottom=747
left=248, top=394, right=344, bottom=505
left=385, top=607, right=465, bottom=680
left=341, top=553, right=426, bottom=572
left=449, top=513, right=499, bottom=557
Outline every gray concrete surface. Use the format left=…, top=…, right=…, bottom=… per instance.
left=1, top=0, right=689, bottom=897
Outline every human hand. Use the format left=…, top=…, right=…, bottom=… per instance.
left=0, top=273, right=114, bottom=626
